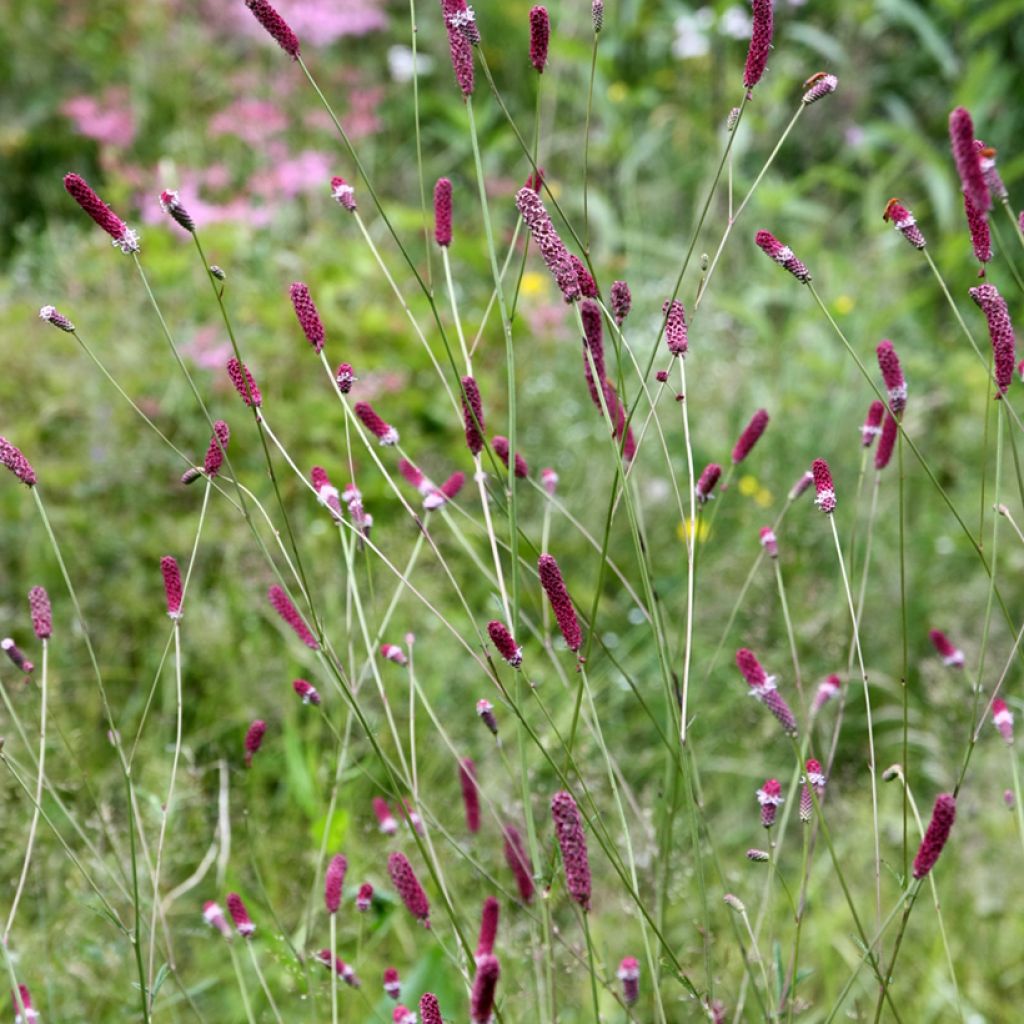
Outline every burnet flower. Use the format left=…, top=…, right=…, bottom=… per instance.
left=736, top=648, right=797, bottom=736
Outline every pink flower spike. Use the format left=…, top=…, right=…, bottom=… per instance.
left=861, top=400, right=885, bottom=447
left=529, top=6, right=550, bottom=72
left=244, top=0, right=300, bottom=58
left=440, top=471, right=466, bottom=500
left=325, top=853, right=347, bottom=914
left=2, top=639, right=33, bottom=675
left=929, top=629, right=964, bottom=668
left=335, top=362, right=355, bottom=393
left=289, top=282, right=325, bottom=353
left=663, top=299, right=688, bottom=357
left=610, top=280, right=632, bottom=325
left=226, top=358, right=262, bottom=407
left=356, top=882, right=374, bottom=912
left=912, top=793, right=956, bottom=878
left=488, top=619, right=523, bottom=668
left=355, top=400, right=399, bottom=445
left=992, top=699, right=1014, bottom=744
left=550, top=790, right=591, bottom=909
left=732, top=409, right=769, bottom=464
left=812, top=674, right=841, bottom=713
left=503, top=824, right=535, bottom=903
left=759, top=526, right=778, bottom=558
left=64, top=172, right=139, bottom=253
left=420, top=993, right=442, bottom=1024
left=800, top=759, right=825, bottom=822
left=470, top=955, right=501, bottom=1024
left=736, top=648, right=797, bottom=735
left=441, top=0, right=475, bottom=95
left=757, top=779, right=783, bottom=828
left=570, top=255, right=598, bottom=299
left=476, top=896, right=499, bottom=959
left=801, top=71, right=837, bottom=105
left=755, top=230, right=811, bottom=283
left=243, top=720, right=266, bottom=768
left=538, top=554, right=583, bottom=653
left=384, top=967, right=401, bottom=1000
left=292, top=678, right=321, bottom=705
left=875, top=413, right=898, bottom=471
left=373, top=797, right=399, bottom=835
left=592, top=0, right=603, bottom=32
left=963, top=190, right=992, bottom=268
left=330, top=176, right=356, bottom=212
left=492, top=436, right=528, bottom=478
left=746, top=848, right=770, bottom=862
left=460, top=758, right=481, bottom=834
left=695, top=463, right=721, bottom=504
left=949, top=107, right=990, bottom=213
left=742, top=0, right=773, bottom=91
left=311, top=466, right=343, bottom=520
left=812, top=458, right=836, bottom=513
left=883, top=198, right=927, bottom=250
left=159, top=189, right=195, bottom=233
left=434, top=178, right=453, bottom=247
left=161, top=556, right=183, bottom=619
left=203, top=420, right=230, bottom=477
left=617, top=957, right=640, bottom=1006
left=39, top=304, right=76, bottom=332
left=387, top=851, right=431, bottom=927
left=268, top=585, right=319, bottom=649
left=789, top=470, right=813, bottom=500
left=970, top=284, right=1016, bottom=394
left=540, top=467, right=558, bottom=495
left=399, top=459, right=431, bottom=495
left=876, top=340, right=907, bottom=415
left=477, top=698, right=499, bottom=736
left=461, top=376, right=486, bottom=456
left=515, top=188, right=581, bottom=302
left=11, top=984, right=37, bottom=1023
left=381, top=643, right=408, bottom=666
left=393, top=1006, right=416, bottom=1024
left=226, top=892, right=255, bottom=937
left=0, top=437, right=37, bottom=487
left=28, top=587, right=52, bottom=640
left=203, top=900, right=233, bottom=940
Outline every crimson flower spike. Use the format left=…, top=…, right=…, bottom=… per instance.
left=487, top=619, right=523, bottom=668
left=290, top=282, right=325, bottom=353
left=610, top=280, right=632, bottom=325
left=514, top=187, right=581, bottom=301
left=800, top=759, right=825, bottom=822
left=581, top=298, right=605, bottom=408
left=695, top=463, right=721, bottom=504
left=203, top=900, right=233, bottom=939
left=159, top=190, right=195, bottom=233
left=12, top=984, right=36, bottom=1023
left=39, top=304, right=75, bottom=332
left=161, top=555, right=183, bottom=619
left=617, top=958, right=640, bottom=1006
left=529, top=6, right=549, bottom=72
left=802, top=71, right=838, bottom=105
left=28, top=587, right=52, bottom=640
left=244, top=720, right=266, bottom=767
left=476, top=896, right=499, bottom=960
left=503, top=824, right=535, bottom=903
left=876, top=340, right=907, bottom=415
left=244, top=0, right=300, bottom=58
left=2, top=639, right=33, bottom=675
left=912, top=793, right=956, bottom=878
left=374, top=796, right=398, bottom=834
left=929, top=629, right=965, bottom=668
left=757, top=778, right=784, bottom=828
left=227, top=358, right=262, bottom=407
left=812, top=457, right=836, bottom=513
left=470, top=956, right=500, bottom=1024
left=433, top=177, right=452, bottom=247
left=735, top=648, right=798, bottom=735
left=420, top=994, right=443, bottom=1024
left=384, top=967, right=401, bottom=1000
left=227, top=892, right=255, bottom=936
left=440, top=0, right=475, bottom=96
left=325, top=853, right=347, bottom=914
left=477, top=698, right=499, bottom=735
left=551, top=790, right=591, bottom=909
left=267, top=584, right=320, bottom=649
left=354, top=401, right=400, bottom=446
left=570, top=255, right=597, bottom=298
left=742, top=0, right=773, bottom=91
left=330, top=176, right=357, bottom=212
left=663, top=299, right=688, bottom=357
left=883, top=198, right=927, bottom=250
left=0, top=437, right=37, bottom=487
left=992, top=699, right=1014, bottom=744
left=732, top=409, right=769, bottom=464
left=949, top=107, right=990, bottom=214
left=203, top=420, right=230, bottom=477
left=492, top=436, right=528, bottom=478
left=538, top=554, right=583, bottom=653
left=812, top=673, right=840, bottom=713
left=460, top=758, right=481, bottom=834
left=759, top=526, right=778, bottom=558
left=963, top=190, right=992, bottom=271
left=387, top=851, right=431, bottom=927
left=970, top=284, right=1016, bottom=394
left=64, top=172, right=140, bottom=254
left=461, top=376, right=485, bottom=455
left=293, top=678, right=321, bottom=705
left=755, top=229, right=811, bottom=283
left=861, top=400, right=884, bottom=447
left=875, top=413, right=897, bottom=471
left=356, top=882, right=374, bottom=911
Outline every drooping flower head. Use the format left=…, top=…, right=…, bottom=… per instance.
left=610, top=280, right=632, bottom=326
left=800, top=759, right=825, bottom=822
left=492, top=436, right=528, bottom=478
left=460, top=758, right=480, bottom=834
left=812, top=458, right=836, bottom=513
left=550, top=790, right=591, bottom=909
left=757, top=778, right=783, bottom=828
left=801, top=71, right=837, bottom=105
left=970, top=283, right=1016, bottom=395
left=311, top=466, right=343, bottom=520
left=289, top=282, right=325, bottom=353
left=434, top=178, right=453, bottom=247
left=293, top=678, right=321, bottom=705
left=883, top=198, right=927, bottom=250
left=755, top=230, right=811, bottom=283
left=746, top=848, right=770, bottom=862
left=503, top=824, right=535, bottom=903
left=461, top=376, right=486, bottom=456
left=381, top=643, right=408, bottom=666
left=159, top=189, right=195, bottom=233
left=355, top=401, right=400, bottom=445
left=330, top=176, right=357, bottom=212
left=203, top=900, right=233, bottom=940
left=742, top=0, right=774, bottom=91
left=64, top=172, right=140, bottom=253
left=384, top=967, right=401, bottom=1000
left=580, top=299, right=606, bottom=409
left=861, top=400, right=884, bottom=447
left=488, top=620, right=523, bottom=668
left=929, top=629, right=964, bottom=668
left=325, top=853, right=347, bottom=914
left=912, top=793, right=956, bottom=878
left=663, top=299, right=688, bottom=357
left=812, top=674, right=841, bottom=713
left=949, top=107, right=990, bottom=213
left=28, top=587, right=52, bottom=640
left=227, top=892, right=255, bottom=936
left=0, top=437, right=37, bottom=487
left=1, top=640, right=33, bottom=675
left=227, top=358, right=262, bottom=407
left=529, top=6, right=549, bottom=72
left=315, top=951, right=360, bottom=987
left=538, top=554, right=582, bottom=653
left=244, top=720, right=266, bottom=768
left=695, top=463, right=721, bottom=504
left=617, top=957, right=640, bottom=1006
left=356, top=882, right=374, bottom=912
left=875, top=413, right=898, bottom=471
left=387, top=851, right=431, bottom=927
left=267, top=585, right=319, bottom=649
left=39, top=305, right=75, bottom=332
left=963, top=190, right=992, bottom=268
left=203, top=420, right=231, bottom=477
left=540, top=466, right=559, bottom=495
left=515, top=188, right=581, bottom=302
left=736, top=648, right=797, bottom=735
left=244, top=0, right=301, bottom=57
left=732, top=409, right=770, bottom=464
left=475, top=896, right=499, bottom=959
left=470, top=955, right=500, bottom=1024
left=161, top=555, right=183, bottom=619
left=477, top=698, right=499, bottom=736
left=992, top=698, right=1014, bottom=744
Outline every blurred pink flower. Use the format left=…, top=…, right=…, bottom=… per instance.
left=226, top=0, right=388, bottom=48
left=62, top=89, right=136, bottom=148
left=210, top=100, right=289, bottom=143
left=181, top=326, right=233, bottom=369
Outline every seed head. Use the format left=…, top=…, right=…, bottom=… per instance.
left=476, top=896, right=499, bottom=959
left=755, top=229, right=811, bottom=283
left=226, top=892, right=255, bottom=937
left=387, top=851, right=431, bottom=927
left=759, top=526, right=778, bottom=558
left=159, top=189, right=195, bottom=233
left=949, top=107, right=990, bottom=213
left=64, top=172, right=139, bottom=253
left=243, top=720, right=266, bottom=768
left=355, top=401, right=400, bottom=445
left=743, top=0, right=774, bottom=91
left=883, top=198, right=927, bottom=249
left=876, top=340, right=907, bottom=414
left=268, top=585, right=319, bottom=649
left=356, top=882, right=374, bottom=912
left=384, top=967, right=401, bottom=1000
left=540, top=466, right=559, bottom=495
left=492, top=436, right=528, bottom=479
left=28, top=587, right=52, bottom=640
left=663, top=299, right=688, bottom=357
left=203, top=900, right=233, bottom=940
left=812, top=674, right=841, bottom=713
left=12, top=984, right=37, bottom=1023
left=203, top=420, right=230, bottom=477
left=289, top=282, right=325, bottom=353
left=161, top=556, right=183, bottom=619
left=325, top=853, right=347, bottom=914
left=861, top=400, right=884, bottom=447
left=538, top=554, right=583, bottom=653
left=732, top=409, right=770, bottom=464
left=226, top=358, right=262, bottom=407
left=529, top=6, right=550, bottom=72
left=330, top=176, right=356, bottom=212
left=477, top=698, right=499, bottom=736
left=992, top=698, right=1014, bottom=744
left=551, top=790, right=591, bottom=909
left=912, top=793, right=956, bottom=878
left=488, top=620, right=523, bottom=668
left=460, top=758, right=481, bottom=834
left=757, top=778, right=783, bottom=828
left=802, top=71, right=837, bottom=105
left=695, top=463, right=721, bottom=504
left=812, top=458, right=835, bottom=513
left=617, top=957, right=640, bottom=1006
left=2, top=639, right=33, bottom=675
left=970, top=283, right=1015, bottom=395
left=292, top=678, right=321, bottom=705
left=39, top=305, right=75, bottom=332
left=610, top=280, right=632, bottom=325
left=434, top=178, right=453, bottom=247
left=503, top=824, right=535, bottom=903
left=515, top=188, right=580, bottom=302
left=977, top=142, right=1008, bottom=202
left=461, top=376, right=486, bottom=455
left=929, top=629, right=964, bottom=668
left=0, top=437, right=37, bottom=487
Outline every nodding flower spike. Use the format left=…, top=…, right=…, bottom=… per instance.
left=243, top=720, right=266, bottom=768
left=181, top=466, right=203, bottom=486
left=161, top=556, right=183, bottom=619
left=203, top=420, right=230, bottom=477
left=746, top=848, right=770, bottom=862
left=226, top=892, right=255, bottom=936
left=581, top=299, right=605, bottom=408
left=800, top=759, right=825, bottom=822
left=964, top=190, right=992, bottom=268
left=540, top=466, right=559, bottom=495
left=732, top=409, right=769, bottom=464
left=663, top=299, right=688, bottom=356
left=551, top=790, right=591, bottom=909
left=335, top=362, right=355, bottom=393
left=227, top=358, right=262, bottom=407
left=755, top=230, right=811, bottom=283
left=492, top=436, right=528, bottom=478
left=460, top=758, right=481, bottom=834
left=992, top=699, right=1014, bottom=744
left=723, top=893, right=746, bottom=914
left=374, top=797, right=399, bottom=834
left=268, top=585, right=320, bottom=649
left=245, top=0, right=300, bottom=56
left=477, top=698, right=499, bottom=735
left=695, top=463, right=722, bottom=504
left=570, top=255, right=598, bottom=299
left=476, top=896, right=499, bottom=959
left=63, top=172, right=140, bottom=253
left=441, top=0, right=475, bottom=95
left=434, top=178, right=452, bottom=247
left=883, top=198, right=927, bottom=249
left=0, top=437, right=37, bottom=487
left=384, top=967, right=401, bottom=1000
left=610, top=280, right=632, bottom=325
left=39, top=304, right=75, bottom=332
left=503, top=824, right=535, bottom=903
left=488, top=620, right=523, bottom=668
left=515, top=188, right=581, bottom=302
left=876, top=340, right=907, bottom=415
left=203, top=900, right=233, bottom=940
left=12, top=984, right=37, bottom=1023
left=529, top=6, right=550, bottom=72
left=381, top=643, right=408, bottom=666
left=812, top=458, right=836, bottom=513
left=929, top=629, right=965, bottom=668
left=875, top=412, right=898, bottom=471
left=159, top=190, right=195, bottom=233
left=461, top=376, right=486, bottom=455
left=912, top=793, right=956, bottom=878
left=617, top=957, right=640, bottom=1006
left=315, top=951, right=360, bottom=987
left=2, top=640, right=33, bottom=675
left=977, top=142, right=1008, bottom=202
left=330, top=176, right=356, bottom=212
left=789, top=469, right=814, bottom=500
left=970, top=284, right=1016, bottom=394
left=28, top=587, right=52, bottom=640
left=538, top=554, right=583, bottom=653
left=325, top=853, right=347, bottom=914
left=812, top=674, right=841, bottom=713
left=356, top=882, right=374, bottom=912
left=736, top=648, right=797, bottom=735
left=311, top=466, right=343, bottom=520
left=742, top=0, right=773, bottom=91
left=419, top=994, right=442, bottom=1024
left=399, top=459, right=431, bottom=495
left=355, top=401, right=399, bottom=445
left=757, top=779, right=784, bottom=828
left=949, top=107, right=990, bottom=213
left=470, top=955, right=501, bottom=1024
left=862, top=400, right=885, bottom=447
left=439, top=471, right=466, bottom=501
left=802, top=71, right=837, bottom=105
left=387, top=851, right=431, bottom=927
left=289, top=282, right=325, bottom=353
left=759, top=526, right=778, bottom=558
left=292, top=678, right=321, bottom=705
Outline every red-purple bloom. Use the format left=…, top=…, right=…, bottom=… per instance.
left=0, top=437, right=37, bottom=487
left=515, top=187, right=580, bottom=302
left=757, top=778, right=783, bottom=828
left=460, top=758, right=481, bottom=834
left=477, top=698, right=499, bottom=736
left=492, top=436, right=528, bottom=478
left=355, top=401, right=400, bottom=445
left=755, top=230, right=811, bottom=283
left=604, top=380, right=637, bottom=461
left=929, top=629, right=964, bottom=668
left=441, top=0, right=475, bottom=95
left=759, top=526, right=778, bottom=558
left=440, top=471, right=466, bottom=501
left=356, top=882, right=374, bottom=911
left=28, top=587, right=52, bottom=640
left=617, top=957, right=640, bottom=1006
left=374, top=797, right=398, bottom=834
left=470, top=955, right=500, bottom=1024
left=742, top=0, right=773, bottom=90
left=11, top=984, right=37, bottom=1023
left=861, top=400, right=884, bottom=447
left=2, top=639, right=33, bottom=675
left=244, top=0, right=300, bottom=57
left=812, top=674, right=840, bottom=714
left=227, top=892, right=255, bottom=936
left=529, top=6, right=550, bottom=72
left=293, top=678, right=321, bottom=705
left=159, top=189, right=195, bottom=233
left=789, top=469, right=813, bottom=500
left=419, top=994, right=442, bottom=1024
left=538, top=554, right=582, bottom=653
left=268, top=585, right=319, bottom=649
left=663, top=299, right=688, bottom=357
left=801, top=71, right=837, bottom=105
left=912, top=793, right=956, bottom=878
left=736, top=648, right=797, bottom=736
left=875, top=413, right=897, bottom=471
left=949, top=107, right=990, bottom=214
left=883, top=198, right=927, bottom=249
left=39, top=304, right=75, bottom=332
left=64, top=172, right=140, bottom=253
left=970, top=283, right=1016, bottom=394
left=325, top=853, right=347, bottom=913
left=161, top=555, right=183, bottom=619
left=580, top=299, right=606, bottom=408
left=610, top=280, right=632, bottom=325
left=570, top=255, right=598, bottom=299
left=488, top=619, right=523, bottom=668
left=695, top=463, right=721, bottom=504
left=461, top=376, right=486, bottom=456
left=311, top=466, right=343, bottom=520
left=732, top=409, right=769, bottom=464
left=399, top=458, right=431, bottom=496
left=388, top=851, right=431, bottom=927
left=876, top=340, right=907, bottom=415
left=977, top=143, right=1008, bottom=202
left=203, top=420, right=230, bottom=477
left=334, top=363, right=355, bottom=394
left=203, top=900, right=233, bottom=939
left=540, top=466, right=558, bottom=495
left=290, top=282, right=325, bottom=353
left=243, top=720, right=266, bottom=768
left=330, top=176, right=357, bottom=212
left=476, top=896, right=499, bottom=959
left=551, top=790, right=591, bottom=909
left=992, top=698, right=1014, bottom=744
left=227, top=358, right=262, bottom=407
left=503, top=824, right=534, bottom=903
left=434, top=178, right=453, bottom=247
left=592, top=0, right=603, bottom=32
left=381, top=643, right=408, bottom=666
left=315, top=951, right=360, bottom=987
left=800, top=759, right=825, bottom=823
left=812, top=457, right=835, bottom=513
left=384, top=967, right=401, bottom=1000
left=963, top=191, right=992, bottom=268
left=746, top=848, right=770, bottom=862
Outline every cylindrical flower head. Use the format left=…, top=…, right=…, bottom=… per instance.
left=161, top=555, right=183, bottom=619
left=476, top=896, right=499, bottom=959
left=800, top=758, right=825, bottom=823
left=441, top=0, right=475, bottom=95
left=488, top=619, right=523, bottom=668
left=732, top=409, right=770, bottom=464
left=227, top=358, right=262, bottom=407
left=440, top=471, right=466, bottom=500
left=434, top=178, right=453, bottom=247
left=883, top=198, right=927, bottom=249
left=802, top=71, right=838, bottom=105
left=335, top=362, right=356, bottom=394
left=11, top=984, right=36, bottom=1023
left=695, top=463, right=721, bottom=504
left=355, top=401, right=400, bottom=445
left=550, top=790, right=591, bottom=909
left=755, top=230, right=811, bottom=283
left=515, top=188, right=581, bottom=301
left=387, top=851, right=431, bottom=927
left=356, top=882, right=374, bottom=912
left=290, top=283, right=325, bottom=353
left=663, top=299, right=688, bottom=357
left=929, top=629, right=964, bottom=668
left=970, top=284, right=1016, bottom=394
left=292, top=678, right=321, bottom=705
left=203, top=900, right=233, bottom=940
left=461, top=376, right=486, bottom=455
left=460, top=758, right=481, bottom=834
left=227, top=892, right=255, bottom=936
left=159, top=190, right=195, bottom=233
left=325, top=853, right=347, bottom=913
left=477, top=698, right=499, bottom=735
left=746, top=848, right=770, bottom=862
left=268, top=585, right=320, bottom=649
left=759, top=526, right=778, bottom=558
left=581, top=299, right=605, bottom=408
left=384, top=967, right=401, bottom=1000
left=949, top=107, right=990, bottom=213
left=861, top=400, right=884, bottom=447
left=381, top=643, right=408, bottom=666
left=757, top=778, right=783, bottom=828
left=789, top=469, right=814, bottom=500
left=420, top=993, right=442, bottom=1024
left=610, top=280, right=632, bottom=325
left=538, top=554, right=582, bottom=652
left=399, top=459, right=431, bottom=495
left=64, top=172, right=140, bottom=253
left=28, top=587, right=52, bottom=640
left=992, top=698, right=1014, bottom=744
left=492, top=436, right=528, bottom=479
left=874, top=412, right=898, bottom=471
left=912, top=793, right=956, bottom=878
left=812, top=673, right=841, bottom=713
left=203, top=420, right=230, bottom=477
left=963, top=190, right=992, bottom=267
left=244, top=720, right=266, bottom=768
left=592, top=0, right=603, bottom=32
left=605, top=382, right=638, bottom=462
left=39, top=304, right=75, bottom=332
left=743, top=0, right=773, bottom=90
left=503, top=824, right=535, bottom=903
left=331, top=176, right=357, bottom=212
left=0, top=437, right=37, bottom=487
left=876, top=340, right=907, bottom=414
left=737, top=648, right=797, bottom=735
left=470, top=955, right=500, bottom=1024
left=2, top=639, right=33, bottom=675
left=617, top=957, right=640, bottom=1006
left=529, top=6, right=549, bottom=72
left=570, top=255, right=598, bottom=299
left=181, top=467, right=203, bottom=486
left=812, top=458, right=836, bottom=513
left=245, top=0, right=300, bottom=57
left=977, top=142, right=1008, bottom=202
